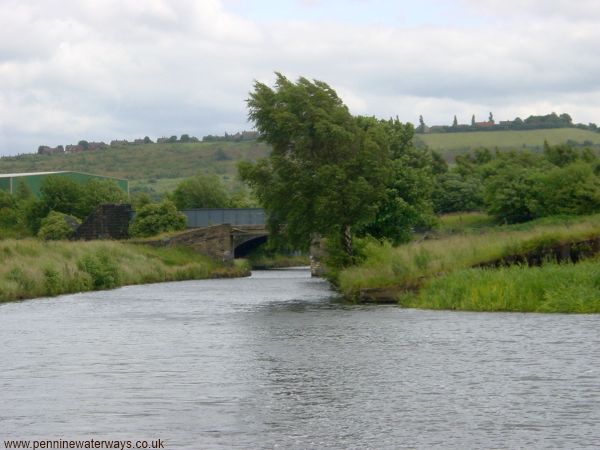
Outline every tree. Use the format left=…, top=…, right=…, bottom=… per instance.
left=471, top=114, right=476, bottom=126
left=430, top=150, right=448, bottom=175
left=433, top=173, right=484, bottom=213
left=357, top=118, right=435, bottom=244
left=418, top=115, right=426, bottom=133
left=483, top=167, right=541, bottom=223
left=173, top=173, right=230, bottom=209
left=489, top=112, right=494, bottom=124
left=453, top=115, right=458, bottom=127
left=543, top=141, right=579, bottom=167
left=38, top=176, right=84, bottom=218
left=239, top=74, right=391, bottom=259
left=79, top=179, right=128, bottom=217
left=129, top=199, right=187, bottom=237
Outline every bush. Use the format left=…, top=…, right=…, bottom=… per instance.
left=433, top=172, right=484, bottom=213
left=483, top=167, right=541, bottom=223
left=78, top=251, right=121, bottom=290
left=129, top=199, right=187, bottom=237
left=534, top=163, right=600, bottom=216
left=172, top=173, right=230, bottom=209
left=37, top=211, right=79, bottom=240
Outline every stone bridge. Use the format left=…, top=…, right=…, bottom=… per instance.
left=146, top=209, right=269, bottom=262
left=150, top=223, right=268, bottom=262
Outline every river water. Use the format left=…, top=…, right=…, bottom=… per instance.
left=1, top=268, right=599, bottom=449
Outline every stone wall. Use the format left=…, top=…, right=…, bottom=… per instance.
left=143, top=224, right=234, bottom=262
left=74, top=204, right=133, bottom=240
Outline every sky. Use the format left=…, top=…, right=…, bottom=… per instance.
left=2, top=0, right=600, bottom=156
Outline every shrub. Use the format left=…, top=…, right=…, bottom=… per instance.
left=78, top=251, right=121, bottom=290
left=38, top=211, right=79, bottom=240
left=129, top=199, right=187, bottom=237
left=172, top=173, right=230, bottom=209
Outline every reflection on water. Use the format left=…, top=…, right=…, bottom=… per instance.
left=1, top=268, right=599, bottom=449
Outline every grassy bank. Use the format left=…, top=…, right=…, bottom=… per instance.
left=0, top=239, right=250, bottom=303
left=337, top=213, right=600, bottom=312
left=401, top=260, right=600, bottom=313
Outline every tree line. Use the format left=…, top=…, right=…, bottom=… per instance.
left=417, top=112, right=600, bottom=134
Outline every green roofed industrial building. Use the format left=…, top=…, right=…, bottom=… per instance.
left=0, top=171, right=129, bottom=198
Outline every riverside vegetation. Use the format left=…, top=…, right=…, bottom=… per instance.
left=5, top=74, right=600, bottom=311
left=336, top=213, right=600, bottom=312
left=0, top=239, right=249, bottom=302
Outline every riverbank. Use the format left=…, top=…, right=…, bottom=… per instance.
left=0, top=239, right=250, bottom=303
left=337, top=213, right=600, bottom=312
left=247, top=253, right=309, bottom=269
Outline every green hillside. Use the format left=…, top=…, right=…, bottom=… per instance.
left=0, top=140, right=270, bottom=196
left=2, top=127, right=599, bottom=197
left=416, top=128, right=600, bottom=159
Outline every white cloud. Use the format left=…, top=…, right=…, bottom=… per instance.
left=1, top=0, right=600, bottom=155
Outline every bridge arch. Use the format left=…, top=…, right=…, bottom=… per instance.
left=233, top=235, right=268, bottom=258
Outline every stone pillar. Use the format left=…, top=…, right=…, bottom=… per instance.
left=309, top=234, right=327, bottom=277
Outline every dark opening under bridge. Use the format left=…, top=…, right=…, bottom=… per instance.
left=153, top=208, right=269, bottom=262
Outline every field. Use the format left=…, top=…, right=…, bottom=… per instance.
left=416, top=128, right=600, bottom=159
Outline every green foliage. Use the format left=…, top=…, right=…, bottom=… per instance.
left=240, top=74, right=431, bottom=258
left=358, top=119, right=435, bottom=245
left=0, top=190, right=32, bottom=238
left=78, top=250, right=121, bottom=289
left=37, top=211, right=79, bottom=241
left=403, top=260, right=600, bottom=313
left=336, top=212, right=600, bottom=296
left=433, top=172, right=484, bottom=213
left=0, top=191, right=19, bottom=229
left=172, top=173, right=230, bottom=209
left=483, top=166, right=541, bottom=223
left=543, top=141, right=579, bottom=166
left=129, top=199, right=186, bottom=237
left=24, top=176, right=129, bottom=234
left=533, top=163, right=600, bottom=216
left=79, top=179, right=128, bottom=217
left=39, top=176, right=84, bottom=217
left=0, top=239, right=246, bottom=303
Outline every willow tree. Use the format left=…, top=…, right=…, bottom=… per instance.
left=238, top=74, right=391, bottom=261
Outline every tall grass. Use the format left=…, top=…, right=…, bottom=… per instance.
left=0, top=239, right=249, bottom=302
left=435, top=212, right=496, bottom=234
left=338, top=213, right=600, bottom=296
left=401, top=260, right=600, bottom=313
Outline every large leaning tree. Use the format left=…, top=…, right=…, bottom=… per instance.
left=238, top=74, right=433, bottom=261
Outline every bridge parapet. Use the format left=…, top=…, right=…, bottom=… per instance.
left=181, top=208, right=265, bottom=228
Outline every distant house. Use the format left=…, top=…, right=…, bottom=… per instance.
left=65, top=142, right=108, bottom=153
left=474, top=121, right=495, bottom=128
left=110, top=140, right=129, bottom=146
left=37, top=145, right=65, bottom=155
left=0, top=171, right=129, bottom=198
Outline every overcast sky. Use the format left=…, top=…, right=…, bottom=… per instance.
left=2, top=0, right=600, bottom=156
